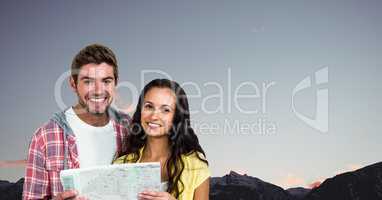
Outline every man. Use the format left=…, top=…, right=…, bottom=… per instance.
left=23, top=44, right=130, bottom=200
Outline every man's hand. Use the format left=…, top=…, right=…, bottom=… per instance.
left=138, top=190, right=176, bottom=200
left=53, top=190, right=88, bottom=200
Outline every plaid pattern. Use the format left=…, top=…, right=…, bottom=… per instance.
left=23, top=115, right=129, bottom=200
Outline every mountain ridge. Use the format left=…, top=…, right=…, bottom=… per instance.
left=1, top=162, right=381, bottom=200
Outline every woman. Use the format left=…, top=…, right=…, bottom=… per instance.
left=114, top=79, right=210, bottom=200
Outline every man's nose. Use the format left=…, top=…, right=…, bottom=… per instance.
left=94, top=81, right=104, bottom=94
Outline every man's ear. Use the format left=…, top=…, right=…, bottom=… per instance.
left=69, top=77, right=77, bottom=93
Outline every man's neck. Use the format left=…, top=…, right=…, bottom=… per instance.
left=72, top=104, right=110, bottom=127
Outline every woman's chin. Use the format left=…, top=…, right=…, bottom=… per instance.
left=145, top=131, right=168, bottom=138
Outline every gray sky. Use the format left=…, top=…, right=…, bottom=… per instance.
left=0, top=0, right=381, bottom=188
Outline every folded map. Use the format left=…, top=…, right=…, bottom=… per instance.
left=60, top=162, right=161, bottom=200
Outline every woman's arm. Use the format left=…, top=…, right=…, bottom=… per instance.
left=193, top=177, right=210, bottom=200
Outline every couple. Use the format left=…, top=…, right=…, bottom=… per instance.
left=23, top=44, right=210, bottom=200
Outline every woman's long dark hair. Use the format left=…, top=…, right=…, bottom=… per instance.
left=123, top=79, right=208, bottom=198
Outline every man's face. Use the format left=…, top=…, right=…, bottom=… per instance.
left=70, top=62, right=116, bottom=115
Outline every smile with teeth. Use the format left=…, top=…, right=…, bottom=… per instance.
left=147, top=122, right=161, bottom=129
left=89, top=97, right=107, bottom=103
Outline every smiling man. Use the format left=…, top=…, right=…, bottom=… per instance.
left=23, top=44, right=130, bottom=200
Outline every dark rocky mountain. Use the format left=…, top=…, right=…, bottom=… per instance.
left=303, top=161, right=382, bottom=200
left=210, top=171, right=294, bottom=200
left=287, top=187, right=311, bottom=199
left=210, top=162, right=382, bottom=200
left=0, top=178, right=23, bottom=200
left=1, top=162, right=381, bottom=200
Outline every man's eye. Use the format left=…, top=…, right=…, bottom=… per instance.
left=104, top=80, right=113, bottom=84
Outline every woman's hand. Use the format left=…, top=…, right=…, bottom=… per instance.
left=138, top=190, right=176, bottom=200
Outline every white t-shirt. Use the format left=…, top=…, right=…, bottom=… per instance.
left=65, top=107, right=116, bottom=168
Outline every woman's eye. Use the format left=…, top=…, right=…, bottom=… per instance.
left=162, top=108, right=171, bottom=113
left=144, top=104, right=154, bottom=110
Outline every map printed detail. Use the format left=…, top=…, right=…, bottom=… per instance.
left=60, top=162, right=161, bottom=200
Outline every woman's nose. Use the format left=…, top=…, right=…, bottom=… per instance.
left=148, top=109, right=160, bottom=119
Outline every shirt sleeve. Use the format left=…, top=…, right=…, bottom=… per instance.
left=113, top=155, right=127, bottom=164
left=183, top=153, right=211, bottom=189
left=193, top=160, right=211, bottom=188
left=23, top=128, right=50, bottom=200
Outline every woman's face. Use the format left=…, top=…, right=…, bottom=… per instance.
left=141, top=87, right=176, bottom=137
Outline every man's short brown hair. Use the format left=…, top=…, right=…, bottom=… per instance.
left=71, top=44, right=118, bottom=84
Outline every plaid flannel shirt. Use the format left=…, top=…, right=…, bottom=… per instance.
left=22, top=108, right=130, bottom=200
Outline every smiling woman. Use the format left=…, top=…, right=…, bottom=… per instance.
left=140, top=87, right=176, bottom=138
left=114, top=79, right=210, bottom=200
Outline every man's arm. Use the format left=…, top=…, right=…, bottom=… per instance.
left=23, top=127, right=83, bottom=200
left=23, top=128, right=50, bottom=200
